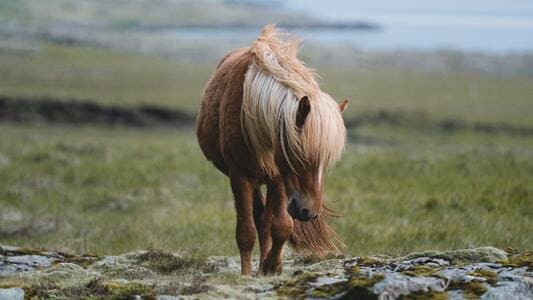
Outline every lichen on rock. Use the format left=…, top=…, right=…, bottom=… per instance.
left=1, top=244, right=532, bottom=299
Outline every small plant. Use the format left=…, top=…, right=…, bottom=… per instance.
left=137, top=249, right=207, bottom=274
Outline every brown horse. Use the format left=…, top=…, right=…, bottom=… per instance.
left=196, top=25, right=349, bottom=276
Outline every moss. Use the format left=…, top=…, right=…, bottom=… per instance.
left=106, top=282, right=156, bottom=300
left=503, top=247, right=521, bottom=255
left=345, top=265, right=360, bottom=275
left=310, top=269, right=384, bottom=299
left=339, top=272, right=385, bottom=299
left=447, top=280, right=487, bottom=299
left=401, top=265, right=440, bottom=277
left=293, top=254, right=323, bottom=265
left=405, top=248, right=508, bottom=266
left=18, top=278, right=156, bottom=300
left=0, top=281, right=24, bottom=289
left=499, top=250, right=533, bottom=269
left=56, top=251, right=99, bottom=268
left=468, top=269, right=498, bottom=285
left=180, top=276, right=211, bottom=296
left=84, top=279, right=156, bottom=300
left=283, top=271, right=322, bottom=287
left=276, top=272, right=321, bottom=299
left=357, top=256, right=386, bottom=267
left=19, top=282, right=58, bottom=299
left=277, top=286, right=307, bottom=299
left=433, top=247, right=507, bottom=265
left=310, top=281, right=347, bottom=299
left=399, top=291, right=448, bottom=300
left=137, top=249, right=207, bottom=274
left=347, top=273, right=385, bottom=289
left=300, top=267, right=385, bottom=299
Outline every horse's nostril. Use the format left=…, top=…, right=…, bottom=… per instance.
left=288, top=198, right=299, bottom=219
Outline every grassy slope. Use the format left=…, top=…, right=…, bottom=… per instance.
left=1, top=44, right=533, bottom=125
left=0, top=44, right=212, bottom=113
left=0, top=45, right=532, bottom=256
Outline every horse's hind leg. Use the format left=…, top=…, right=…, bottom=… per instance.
left=230, top=173, right=256, bottom=276
left=260, top=180, right=294, bottom=275
left=253, top=187, right=272, bottom=274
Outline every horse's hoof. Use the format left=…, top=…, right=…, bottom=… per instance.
left=259, top=261, right=282, bottom=276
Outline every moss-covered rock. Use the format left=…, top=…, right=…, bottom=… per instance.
left=500, top=250, right=533, bottom=269
left=468, top=269, right=498, bottom=285
left=1, top=245, right=531, bottom=299
left=137, top=249, right=207, bottom=274
left=447, top=279, right=488, bottom=298
left=401, top=265, right=440, bottom=277
left=403, top=246, right=508, bottom=265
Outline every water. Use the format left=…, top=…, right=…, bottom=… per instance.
left=284, top=0, right=533, bottom=53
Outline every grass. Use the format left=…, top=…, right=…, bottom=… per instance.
left=0, top=125, right=234, bottom=255
left=0, top=44, right=532, bottom=257
left=321, top=67, right=533, bottom=126
left=0, top=44, right=212, bottom=113
left=1, top=44, right=533, bottom=125
left=0, top=124, right=531, bottom=256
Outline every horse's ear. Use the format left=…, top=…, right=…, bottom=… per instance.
left=339, top=98, right=349, bottom=113
left=296, top=96, right=311, bottom=128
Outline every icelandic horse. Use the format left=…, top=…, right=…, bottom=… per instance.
left=196, top=25, right=348, bottom=275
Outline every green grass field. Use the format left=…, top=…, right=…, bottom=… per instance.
left=2, top=44, right=533, bottom=125
left=0, top=44, right=532, bottom=257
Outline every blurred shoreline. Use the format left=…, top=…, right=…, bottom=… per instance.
left=2, top=1, right=533, bottom=77
left=2, top=0, right=533, bottom=77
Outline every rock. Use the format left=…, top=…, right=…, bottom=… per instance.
left=371, top=273, right=447, bottom=298
left=483, top=277, right=533, bottom=300
left=0, top=288, right=24, bottom=300
left=0, top=245, right=531, bottom=299
left=1, top=255, right=57, bottom=276
left=402, top=246, right=508, bottom=264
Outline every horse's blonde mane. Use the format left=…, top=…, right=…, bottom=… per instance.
left=241, top=25, right=346, bottom=176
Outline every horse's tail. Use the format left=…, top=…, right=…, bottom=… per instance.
left=288, top=205, right=344, bottom=257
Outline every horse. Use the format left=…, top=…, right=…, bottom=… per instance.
left=196, top=24, right=349, bottom=276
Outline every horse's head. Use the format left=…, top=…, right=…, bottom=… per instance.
left=284, top=163, right=323, bottom=221
left=280, top=96, right=349, bottom=221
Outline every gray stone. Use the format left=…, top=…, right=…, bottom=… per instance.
left=372, top=273, right=447, bottom=299
left=1, top=254, right=57, bottom=276
left=482, top=277, right=533, bottom=300
left=6, top=255, right=56, bottom=268
left=0, top=288, right=24, bottom=300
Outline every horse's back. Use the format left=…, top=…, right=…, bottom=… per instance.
left=196, top=48, right=253, bottom=176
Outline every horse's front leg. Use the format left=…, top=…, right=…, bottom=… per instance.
left=253, top=187, right=272, bottom=274
left=260, top=180, right=293, bottom=275
left=230, top=173, right=256, bottom=276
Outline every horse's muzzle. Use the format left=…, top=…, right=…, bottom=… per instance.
left=288, top=196, right=317, bottom=221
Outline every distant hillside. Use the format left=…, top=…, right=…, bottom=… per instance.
left=0, top=0, right=317, bottom=29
